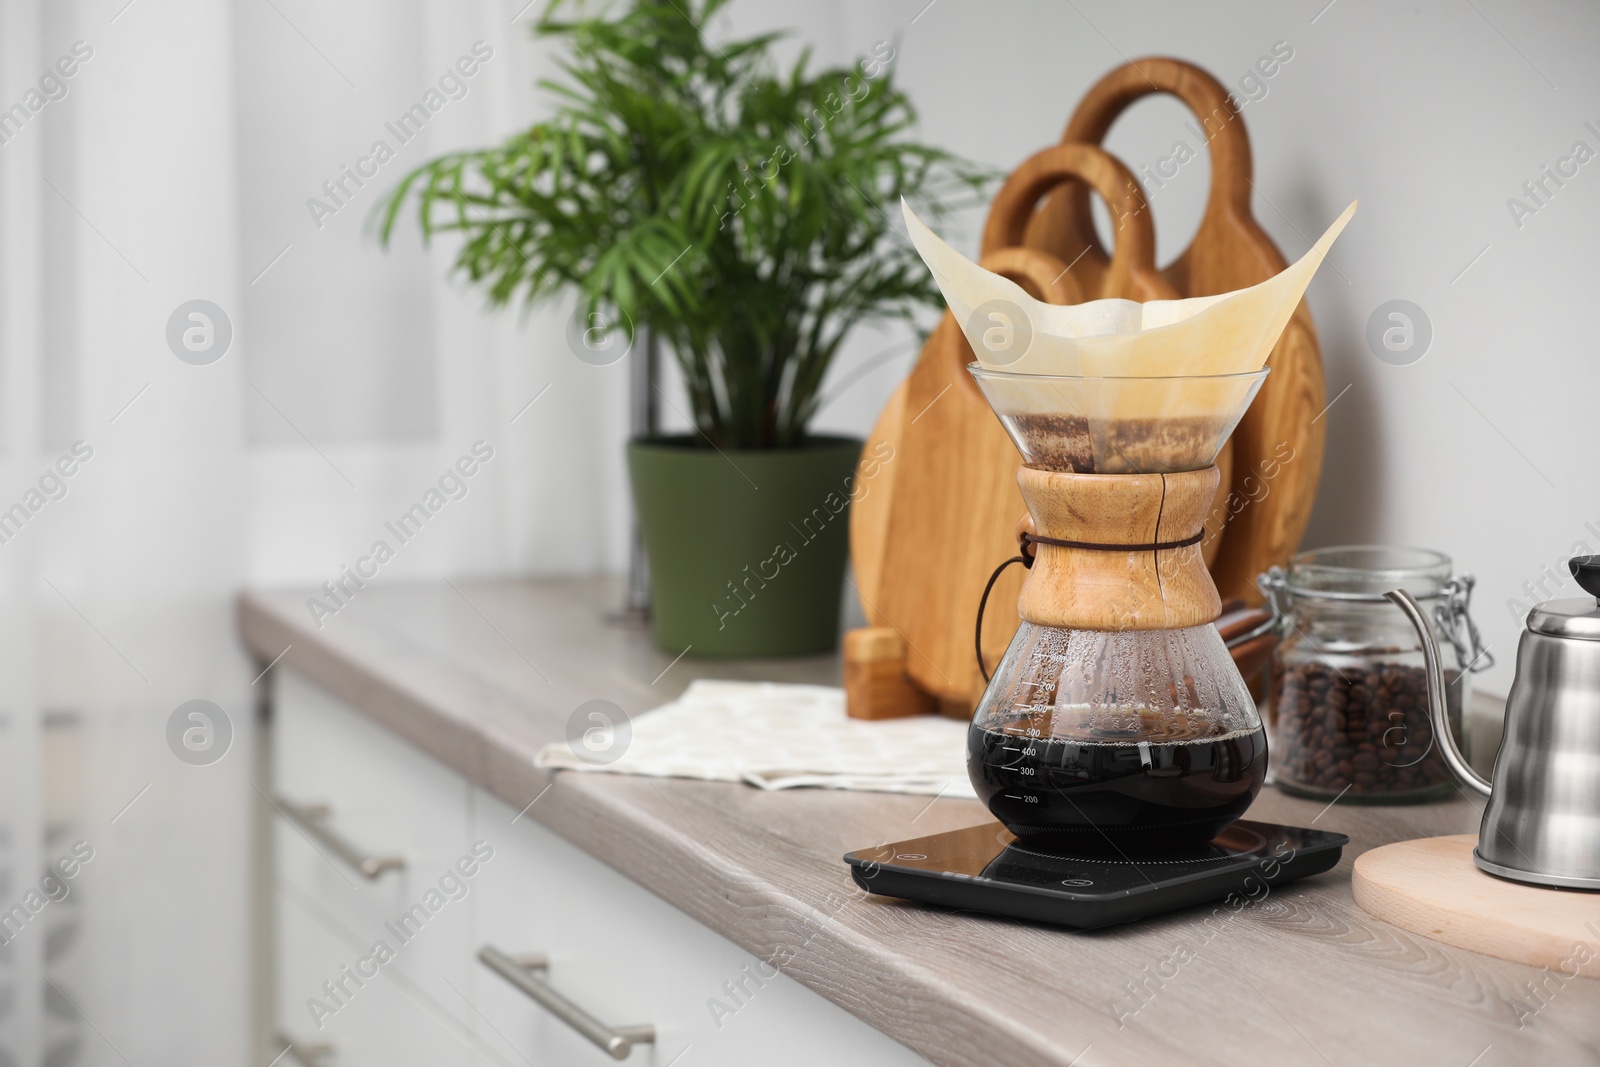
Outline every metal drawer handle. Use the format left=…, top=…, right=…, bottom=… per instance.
left=273, top=1031, right=334, bottom=1066
left=272, top=796, right=405, bottom=880
left=478, top=945, right=655, bottom=1060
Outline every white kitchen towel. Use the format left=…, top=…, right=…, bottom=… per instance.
left=535, top=679, right=976, bottom=797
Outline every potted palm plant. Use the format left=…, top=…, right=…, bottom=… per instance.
left=378, top=0, right=987, bottom=656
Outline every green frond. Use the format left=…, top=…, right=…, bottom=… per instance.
left=375, top=0, right=995, bottom=449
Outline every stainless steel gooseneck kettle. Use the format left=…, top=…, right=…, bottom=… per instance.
left=1389, top=555, right=1600, bottom=889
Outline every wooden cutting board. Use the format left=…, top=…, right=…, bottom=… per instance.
left=1025, top=57, right=1327, bottom=607
left=1353, top=835, right=1600, bottom=976
left=853, top=144, right=1205, bottom=712
left=852, top=248, right=1082, bottom=629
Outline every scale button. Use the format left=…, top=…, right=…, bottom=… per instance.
left=1060, top=877, right=1094, bottom=887
left=896, top=853, right=928, bottom=861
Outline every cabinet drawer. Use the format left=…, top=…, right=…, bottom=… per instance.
left=270, top=669, right=929, bottom=1065
left=276, top=880, right=480, bottom=1066
left=272, top=669, right=476, bottom=1011
left=469, top=789, right=930, bottom=1066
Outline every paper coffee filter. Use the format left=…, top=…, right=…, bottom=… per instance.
left=901, top=199, right=1357, bottom=421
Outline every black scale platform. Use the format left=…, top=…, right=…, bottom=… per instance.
left=844, top=820, right=1348, bottom=930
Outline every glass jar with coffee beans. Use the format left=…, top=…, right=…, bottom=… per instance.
left=1259, top=546, right=1491, bottom=803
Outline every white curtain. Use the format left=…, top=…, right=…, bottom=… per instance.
left=0, top=0, right=639, bottom=1062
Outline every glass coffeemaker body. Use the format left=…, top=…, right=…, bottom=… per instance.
left=965, top=367, right=1271, bottom=851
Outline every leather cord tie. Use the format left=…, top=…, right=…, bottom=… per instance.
left=974, top=528, right=1206, bottom=683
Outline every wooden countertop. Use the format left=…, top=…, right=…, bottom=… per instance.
left=239, top=578, right=1599, bottom=1067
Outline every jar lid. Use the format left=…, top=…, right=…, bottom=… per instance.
left=1530, top=557, right=1600, bottom=641
left=1283, top=545, right=1453, bottom=601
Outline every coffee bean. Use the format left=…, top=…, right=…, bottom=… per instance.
left=1270, top=659, right=1463, bottom=800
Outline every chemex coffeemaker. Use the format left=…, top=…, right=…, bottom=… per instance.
left=843, top=199, right=1360, bottom=927
left=894, top=196, right=1356, bottom=853
left=965, top=367, right=1271, bottom=851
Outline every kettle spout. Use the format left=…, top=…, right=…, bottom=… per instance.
left=1385, top=590, right=1492, bottom=798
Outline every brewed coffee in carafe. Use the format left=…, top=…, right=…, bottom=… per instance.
left=965, top=369, right=1270, bottom=852
left=968, top=624, right=1269, bottom=851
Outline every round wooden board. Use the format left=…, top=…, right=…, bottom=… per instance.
left=1352, top=835, right=1600, bottom=976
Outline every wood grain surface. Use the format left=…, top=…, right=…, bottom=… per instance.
left=239, top=579, right=1600, bottom=1067
left=1015, top=466, right=1221, bottom=630
left=1353, top=835, right=1600, bottom=977
left=843, top=625, right=936, bottom=720
left=980, top=143, right=1172, bottom=298
left=1026, top=57, right=1328, bottom=608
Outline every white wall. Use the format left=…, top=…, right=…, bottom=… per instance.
left=748, top=0, right=1600, bottom=698
left=109, top=0, right=1597, bottom=705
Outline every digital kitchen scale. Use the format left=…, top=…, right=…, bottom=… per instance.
left=844, top=820, right=1348, bottom=930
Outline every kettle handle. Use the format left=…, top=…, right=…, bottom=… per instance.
left=1385, top=590, right=1492, bottom=798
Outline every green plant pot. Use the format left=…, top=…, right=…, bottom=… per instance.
left=628, top=435, right=863, bottom=657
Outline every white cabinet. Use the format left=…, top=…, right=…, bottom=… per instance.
left=271, top=669, right=480, bottom=1063
left=270, top=667, right=929, bottom=1066
left=469, top=790, right=928, bottom=1066
left=276, top=879, right=481, bottom=1065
